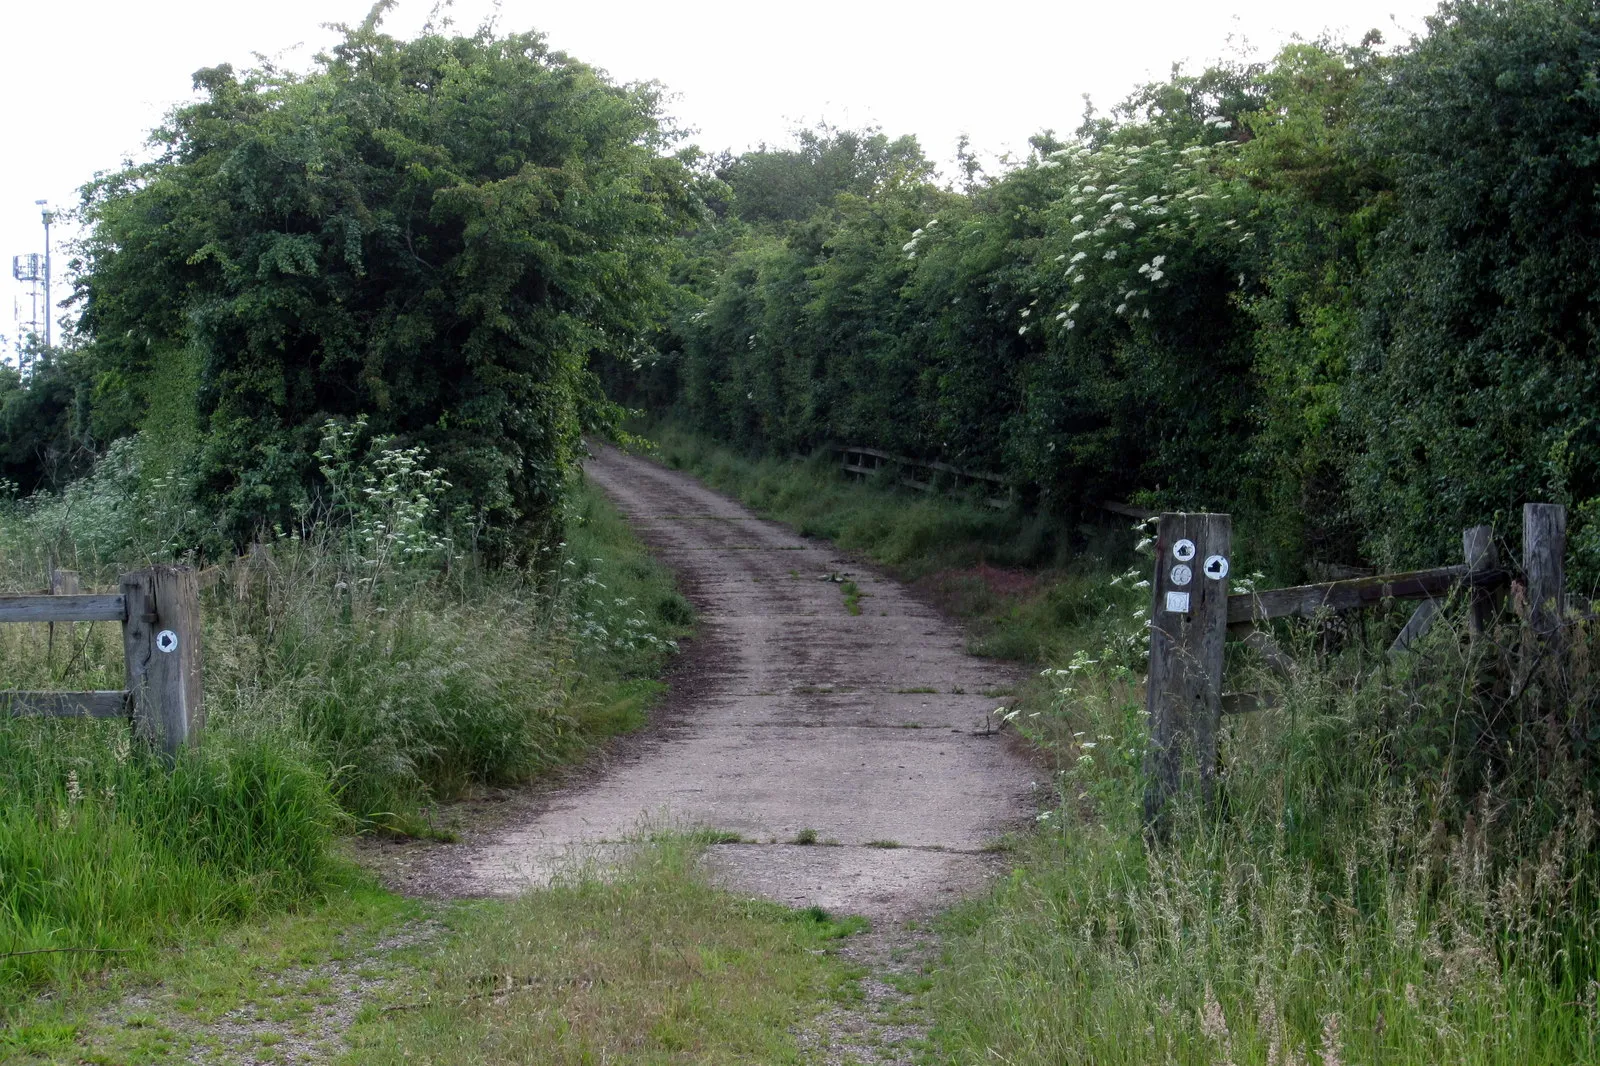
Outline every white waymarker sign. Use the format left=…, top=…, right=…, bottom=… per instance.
left=1169, top=564, right=1193, bottom=587
left=1203, top=555, right=1230, bottom=581
left=1172, top=539, right=1197, bottom=562
left=1165, top=590, right=1191, bottom=614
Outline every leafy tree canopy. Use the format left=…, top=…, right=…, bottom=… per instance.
left=75, top=3, right=696, bottom=555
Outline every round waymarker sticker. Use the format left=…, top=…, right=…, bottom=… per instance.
left=1172, top=539, right=1197, bottom=563
left=1203, top=555, right=1230, bottom=581
left=1169, top=564, right=1193, bottom=587
left=156, top=630, right=179, bottom=654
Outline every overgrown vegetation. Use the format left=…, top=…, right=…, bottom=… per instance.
left=4, top=0, right=1600, bottom=1058
left=928, top=585, right=1600, bottom=1063
left=7, top=7, right=697, bottom=559
left=0, top=425, right=687, bottom=1006
left=613, top=0, right=1600, bottom=585
left=0, top=9, right=703, bottom=1007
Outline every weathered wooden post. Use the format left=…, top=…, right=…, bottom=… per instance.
left=1524, top=504, right=1566, bottom=642
left=47, top=568, right=80, bottom=667
left=1143, top=513, right=1232, bottom=833
left=1462, top=525, right=1499, bottom=638
left=120, top=566, right=204, bottom=757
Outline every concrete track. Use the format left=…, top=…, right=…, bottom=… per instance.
left=456, top=445, right=1035, bottom=922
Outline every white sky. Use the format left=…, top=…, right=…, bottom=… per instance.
left=0, top=0, right=1441, bottom=361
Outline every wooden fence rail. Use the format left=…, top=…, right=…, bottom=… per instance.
left=0, top=566, right=203, bottom=757
left=0, top=595, right=128, bottom=624
left=1142, top=505, right=1556, bottom=833
left=1225, top=564, right=1508, bottom=627
left=834, top=444, right=1155, bottom=519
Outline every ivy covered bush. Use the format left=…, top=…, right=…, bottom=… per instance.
left=70, top=8, right=694, bottom=558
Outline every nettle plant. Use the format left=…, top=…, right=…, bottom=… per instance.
left=314, top=418, right=455, bottom=586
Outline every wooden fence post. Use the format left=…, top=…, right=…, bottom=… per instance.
left=1143, top=512, right=1232, bottom=833
left=1524, top=504, right=1566, bottom=642
left=120, top=566, right=204, bottom=757
left=1462, top=525, right=1499, bottom=637
left=47, top=568, right=80, bottom=667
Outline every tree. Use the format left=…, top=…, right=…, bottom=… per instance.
left=75, top=4, right=695, bottom=555
left=1347, top=0, right=1600, bottom=572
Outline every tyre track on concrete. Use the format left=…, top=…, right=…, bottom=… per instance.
left=456, top=444, right=1036, bottom=924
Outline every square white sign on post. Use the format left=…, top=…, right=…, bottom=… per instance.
left=1165, top=590, right=1191, bottom=614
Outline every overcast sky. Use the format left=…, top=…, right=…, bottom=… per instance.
left=0, top=0, right=1443, bottom=361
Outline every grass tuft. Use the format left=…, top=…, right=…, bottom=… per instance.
left=345, top=839, right=865, bottom=1064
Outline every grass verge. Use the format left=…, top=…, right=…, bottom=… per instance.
left=0, top=460, right=689, bottom=1010
left=343, top=838, right=865, bottom=1065
left=4, top=839, right=867, bottom=1065
left=0, top=884, right=423, bottom=1064
left=926, top=625, right=1600, bottom=1064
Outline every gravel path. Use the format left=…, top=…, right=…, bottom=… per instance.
left=445, top=444, right=1036, bottom=925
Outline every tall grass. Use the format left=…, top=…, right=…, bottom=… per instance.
left=645, top=427, right=1600, bottom=1063
left=0, top=432, right=687, bottom=1005
left=932, top=598, right=1600, bottom=1064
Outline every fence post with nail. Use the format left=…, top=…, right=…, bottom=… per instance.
left=1, top=565, right=204, bottom=760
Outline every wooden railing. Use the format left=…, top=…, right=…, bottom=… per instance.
left=1140, top=507, right=1557, bottom=832
left=834, top=444, right=1155, bottom=519
left=0, top=566, right=204, bottom=757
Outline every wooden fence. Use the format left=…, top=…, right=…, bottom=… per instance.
left=0, top=566, right=204, bottom=757
left=834, top=444, right=1155, bottom=519
left=1141, top=504, right=1565, bottom=830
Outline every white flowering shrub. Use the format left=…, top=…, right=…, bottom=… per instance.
left=0, top=437, right=199, bottom=579
left=313, top=417, right=455, bottom=588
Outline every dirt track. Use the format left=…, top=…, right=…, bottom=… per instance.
left=453, top=444, right=1036, bottom=922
